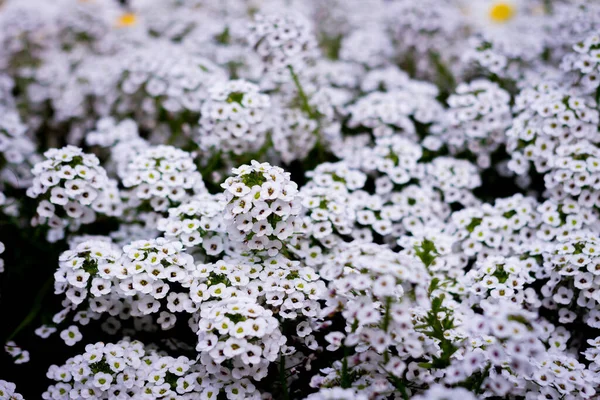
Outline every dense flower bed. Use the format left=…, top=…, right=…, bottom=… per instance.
left=1, top=0, right=600, bottom=399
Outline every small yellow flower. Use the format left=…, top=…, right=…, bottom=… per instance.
left=489, top=2, right=516, bottom=23
left=116, top=12, right=137, bottom=28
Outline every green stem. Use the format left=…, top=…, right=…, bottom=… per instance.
left=381, top=296, right=393, bottom=364
left=394, top=377, right=410, bottom=400
left=7, top=276, right=53, bottom=341
left=381, top=297, right=392, bottom=332
left=341, top=345, right=351, bottom=389
left=279, top=354, right=290, bottom=400
left=314, top=135, right=326, bottom=161
left=287, top=65, right=328, bottom=163
left=167, top=123, right=182, bottom=146
left=474, top=364, right=491, bottom=394
left=430, top=51, right=456, bottom=94
left=203, top=149, right=222, bottom=173
left=380, top=364, right=410, bottom=400
left=288, top=65, right=317, bottom=120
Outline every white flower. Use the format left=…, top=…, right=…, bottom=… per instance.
left=60, top=325, right=82, bottom=346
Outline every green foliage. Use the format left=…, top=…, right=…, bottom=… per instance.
left=465, top=218, right=482, bottom=233
left=225, top=313, right=247, bottom=324
left=215, top=27, right=231, bottom=45
left=226, top=91, right=245, bottom=104
left=414, top=238, right=438, bottom=268
left=82, top=257, right=98, bottom=275
left=90, top=359, right=112, bottom=375
left=241, top=171, right=267, bottom=187
left=414, top=292, right=459, bottom=369
left=413, top=239, right=459, bottom=370
left=164, top=371, right=179, bottom=390
left=459, top=364, right=491, bottom=394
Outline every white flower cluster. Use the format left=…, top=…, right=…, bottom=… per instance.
left=507, top=84, right=600, bottom=180
left=4, top=341, right=29, bottom=365
left=298, top=162, right=365, bottom=248
left=451, top=194, right=600, bottom=265
left=43, top=339, right=220, bottom=400
left=0, top=0, right=58, bottom=71
left=247, top=13, right=318, bottom=75
left=197, top=80, right=270, bottom=155
left=312, top=242, right=430, bottom=397
left=271, top=108, right=318, bottom=164
left=0, top=380, right=23, bottom=400
left=52, top=237, right=198, bottom=340
left=107, top=238, right=196, bottom=319
left=4, top=1, right=600, bottom=399
left=458, top=301, right=549, bottom=396
left=359, top=135, right=423, bottom=185
left=387, top=0, right=463, bottom=57
left=27, top=146, right=123, bottom=242
left=584, top=336, right=600, bottom=372
left=86, top=118, right=149, bottom=178
left=360, top=65, right=410, bottom=93
left=339, top=26, right=393, bottom=68
left=463, top=37, right=518, bottom=80
left=450, top=193, right=540, bottom=261
left=527, top=352, right=599, bottom=399
left=195, top=297, right=284, bottom=377
left=55, top=239, right=121, bottom=307
left=544, top=140, right=600, bottom=201
left=435, top=79, right=511, bottom=169
left=411, top=386, right=477, bottom=400
left=346, top=87, right=443, bottom=139
left=544, top=1, right=600, bottom=58
left=536, top=198, right=599, bottom=241
left=121, top=145, right=205, bottom=212
left=541, top=232, right=600, bottom=328
left=425, top=157, right=482, bottom=206
left=0, top=107, right=35, bottom=168
left=86, top=118, right=139, bottom=149
left=460, top=255, right=538, bottom=306
left=157, top=194, right=227, bottom=259
left=221, top=161, right=302, bottom=256
left=186, top=253, right=325, bottom=388
left=562, top=32, right=600, bottom=94
left=115, top=41, right=227, bottom=124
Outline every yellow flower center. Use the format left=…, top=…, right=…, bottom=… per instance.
left=489, top=2, right=515, bottom=23
left=116, top=12, right=137, bottom=28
